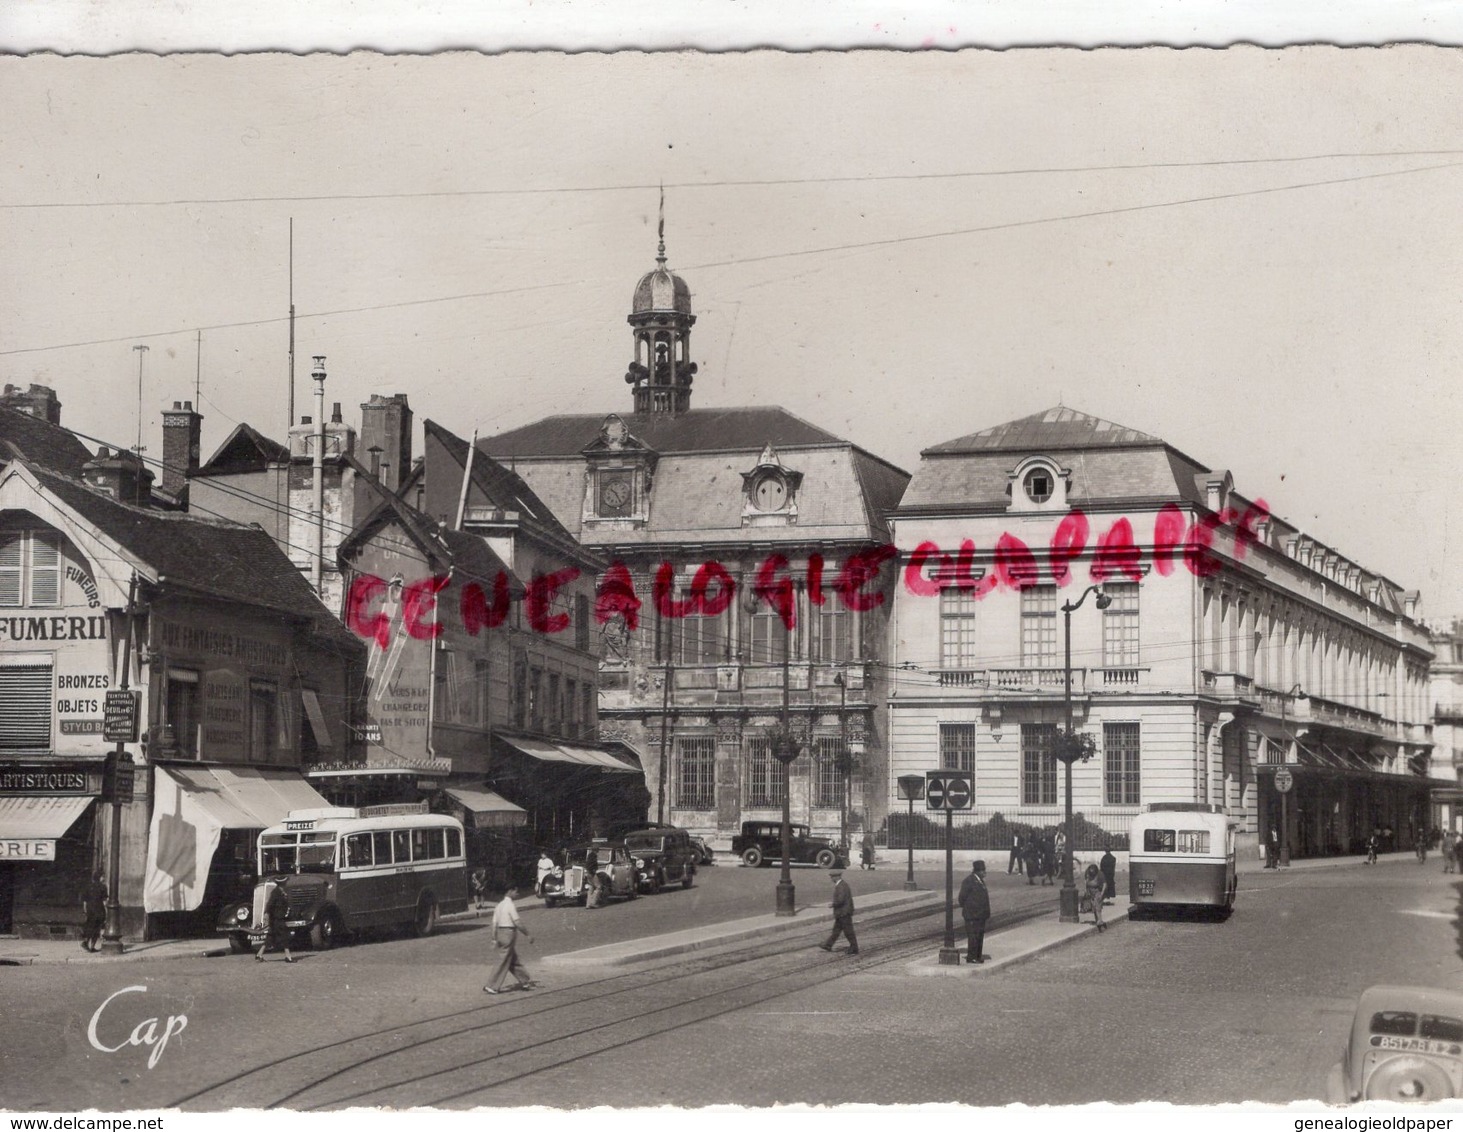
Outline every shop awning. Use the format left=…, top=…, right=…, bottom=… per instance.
left=0, top=795, right=92, bottom=860
left=444, top=787, right=527, bottom=829
left=145, top=765, right=331, bottom=914
left=496, top=735, right=640, bottom=773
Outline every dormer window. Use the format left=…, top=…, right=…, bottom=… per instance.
left=1023, top=468, right=1054, bottom=504
left=1007, top=456, right=1070, bottom=512
left=751, top=471, right=788, bottom=512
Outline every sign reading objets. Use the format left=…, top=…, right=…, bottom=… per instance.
left=925, top=769, right=974, bottom=812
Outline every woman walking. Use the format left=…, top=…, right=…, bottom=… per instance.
left=1084, top=863, right=1107, bottom=932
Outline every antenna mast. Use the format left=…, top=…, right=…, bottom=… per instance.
left=195, top=329, right=202, bottom=405
left=131, top=344, right=149, bottom=455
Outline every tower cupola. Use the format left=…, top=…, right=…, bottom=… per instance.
left=625, top=204, right=697, bottom=415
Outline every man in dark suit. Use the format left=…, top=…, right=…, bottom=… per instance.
left=818, top=869, right=858, bottom=955
left=957, top=859, right=991, bottom=963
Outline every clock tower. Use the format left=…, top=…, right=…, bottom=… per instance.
left=581, top=413, right=657, bottom=529
left=625, top=213, right=697, bottom=416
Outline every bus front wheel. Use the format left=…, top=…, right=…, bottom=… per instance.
left=311, top=910, right=345, bottom=950
left=413, top=894, right=439, bottom=938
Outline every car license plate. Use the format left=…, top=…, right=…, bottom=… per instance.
left=1377, top=1036, right=1458, bottom=1055
left=1137, top=879, right=1155, bottom=896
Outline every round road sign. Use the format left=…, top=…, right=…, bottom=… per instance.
left=946, top=777, right=972, bottom=810
left=926, top=777, right=947, bottom=810
left=1273, top=768, right=1294, bottom=794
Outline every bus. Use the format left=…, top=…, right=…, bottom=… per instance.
left=1128, top=803, right=1237, bottom=917
left=216, top=803, right=468, bottom=952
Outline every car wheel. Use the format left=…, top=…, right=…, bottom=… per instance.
left=742, top=847, right=764, bottom=868
left=413, top=894, right=439, bottom=938
left=228, top=932, right=250, bottom=955
left=311, top=909, right=345, bottom=950
left=815, top=848, right=837, bottom=869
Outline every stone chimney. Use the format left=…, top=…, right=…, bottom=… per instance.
left=82, top=446, right=154, bottom=505
left=160, top=400, right=202, bottom=497
left=359, top=393, right=412, bottom=492
left=1, top=383, right=62, bottom=425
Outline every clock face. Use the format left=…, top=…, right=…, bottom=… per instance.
left=753, top=473, right=787, bottom=512
left=599, top=475, right=633, bottom=516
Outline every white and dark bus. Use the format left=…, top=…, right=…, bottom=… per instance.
left=1128, top=803, right=1237, bottom=917
left=217, top=803, right=468, bottom=951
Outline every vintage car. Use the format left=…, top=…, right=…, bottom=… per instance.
left=689, top=835, right=716, bottom=866
left=1325, top=985, right=1463, bottom=1103
left=540, top=841, right=639, bottom=907
left=730, top=821, right=846, bottom=869
left=623, top=827, right=698, bottom=893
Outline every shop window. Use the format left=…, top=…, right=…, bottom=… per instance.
left=0, top=531, right=62, bottom=607
left=940, top=723, right=976, bottom=773
left=165, top=669, right=201, bottom=757
left=0, top=662, right=52, bottom=750
left=1021, top=722, right=1058, bottom=805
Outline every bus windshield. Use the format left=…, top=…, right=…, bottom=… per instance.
left=259, top=833, right=338, bottom=875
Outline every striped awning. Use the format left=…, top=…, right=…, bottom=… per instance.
left=0, top=794, right=92, bottom=839
left=496, top=735, right=640, bottom=773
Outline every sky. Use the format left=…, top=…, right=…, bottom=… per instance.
left=3, top=47, right=1462, bottom=619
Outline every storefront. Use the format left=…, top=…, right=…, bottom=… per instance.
left=0, top=767, right=101, bottom=937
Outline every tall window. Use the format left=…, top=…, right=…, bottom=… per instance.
left=249, top=681, right=279, bottom=763
left=1104, top=722, right=1142, bottom=804
left=676, top=736, right=716, bottom=809
left=581, top=683, right=595, bottom=738
left=513, top=659, right=527, bottom=729
left=0, top=531, right=61, bottom=607
left=940, top=587, right=978, bottom=669
left=745, top=735, right=783, bottom=807
left=1021, top=585, right=1057, bottom=667
left=677, top=609, right=725, bottom=665
left=165, top=668, right=200, bottom=756
left=748, top=606, right=788, bottom=665
left=474, top=659, right=490, bottom=728
left=575, top=593, right=591, bottom=652
left=1021, top=722, right=1058, bottom=805
left=1102, top=583, right=1140, bottom=666
left=548, top=673, right=561, bottom=734
left=814, top=735, right=842, bottom=809
left=565, top=677, right=578, bottom=738
left=939, top=723, right=976, bottom=773
left=817, top=601, right=854, bottom=663
left=0, top=662, right=52, bottom=750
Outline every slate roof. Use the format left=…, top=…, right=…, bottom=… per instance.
left=197, top=423, right=290, bottom=475
left=27, top=464, right=348, bottom=636
left=482, top=407, right=846, bottom=458
left=900, top=407, right=1210, bottom=512
left=0, top=406, right=94, bottom=477
left=924, top=406, right=1164, bottom=454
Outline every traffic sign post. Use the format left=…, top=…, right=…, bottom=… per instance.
left=926, top=770, right=974, bottom=964
left=1274, top=767, right=1294, bottom=868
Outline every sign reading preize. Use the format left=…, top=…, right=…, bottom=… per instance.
left=925, top=770, right=974, bottom=811
left=102, top=690, right=140, bottom=743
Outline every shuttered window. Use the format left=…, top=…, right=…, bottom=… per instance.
left=0, top=532, right=63, bottom=607
left=0, top=536, right=22, bottom=606
left=29, top=538, right=60, bottom=606
left=0, top=664, right=53, bottom=750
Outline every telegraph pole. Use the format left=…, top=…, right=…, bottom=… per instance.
left=99, top=573, right=139, bottom=955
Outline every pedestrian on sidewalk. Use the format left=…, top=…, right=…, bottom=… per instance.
left=1265, top=827, right=1280, bottom=869
left=536, top=849, right=556, bottom=897
left=255, top=879, right=294, bottom=963
left=1099, top=847, right=1117, bottom=904
left=1366, top=829, right=1379, bottom=865
left=818, top=868, right=859, bottom=955
left=470, top=868, right=488, bottom=909
left=1083, top=863, right=1107, bottom=932
left=860, top=830, right=877, bottom=871
left=1452, top=834, right=1463, bottom=875
left=1443, top=831, right=1457, bottom=874
left=484, top=886, right=536, bottom=994
left=1023, top=836, right=1041, bottom=885
left=80, top=869, right=107, bottom=952
left=957, top=859, right=991, bottom=963
left=1008, top=831, right=1024, bottom=875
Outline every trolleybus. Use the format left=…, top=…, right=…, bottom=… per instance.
left=217, top=803, right=468, bottom=952
left=1128, top=803, right=1236, bottom=916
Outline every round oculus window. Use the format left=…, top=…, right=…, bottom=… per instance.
left=1023, top=468, right=1054, bottom=504
left=752, top=472, right=788, bottom=512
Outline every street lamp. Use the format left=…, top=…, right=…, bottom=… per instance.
left=769, top=618, right=800, bottom=916
left=833, top=669, right=849, bottom=861
left=1276, top=683, right=1306, bottom=868
left=1058, top=584, right=1110, bottom=923
left=897, top=774, right=925, bottom=890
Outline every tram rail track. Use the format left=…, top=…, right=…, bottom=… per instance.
left=170, top=898, right=1053, bottom=1110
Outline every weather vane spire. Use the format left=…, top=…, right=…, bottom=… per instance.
left=657, top=184, right=666, bottom=265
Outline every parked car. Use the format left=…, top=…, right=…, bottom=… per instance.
left=1325, top=985, right=1463, bottom=1103
left=623, top=827, right=698, bottom=892
left=540, top=841, right=639, bottom=907
left=731, top=821, right=846, bottom=869
left=689, top=835, right=716, bottom=866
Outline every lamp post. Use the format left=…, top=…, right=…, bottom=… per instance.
left=771, top=619, right=799, bottom=916
left=1058, top=584, right=1110, bottom=923
left=833, top=669, right=849, bottom=860
left=897, top=774, right=925, bottom=890
left=1276, top=683, right=1306, bottom=868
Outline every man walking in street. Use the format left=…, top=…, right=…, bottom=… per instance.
left=485, top=886, right=536, bottom=994
left=958, top=859, right=991, bottom=964
left=1008, top=831, right=1023, bottom=875
left=818, top=868, right=858, bottom=955
left=80, top=869, right=108, bottom=952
